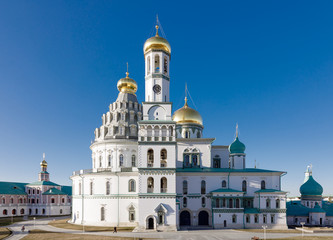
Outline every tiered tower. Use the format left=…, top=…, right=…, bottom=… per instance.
left=137, top=24, right=177, bottom=231
left=38, top=153, right=49, bottom=181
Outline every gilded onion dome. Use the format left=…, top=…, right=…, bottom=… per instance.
left=172, top=97, right=203, bottom=126
left=144, top=25, right=171, bottom=55
left=40, top=160, right=47, bottom=167
left=117, top=72, right=137, bottom=95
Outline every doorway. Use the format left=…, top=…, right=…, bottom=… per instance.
left=198, top=211, right=209, bottom=226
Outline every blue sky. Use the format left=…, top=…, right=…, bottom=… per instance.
left=0, top=0, right=332, bottom=196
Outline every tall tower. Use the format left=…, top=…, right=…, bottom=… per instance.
left=39, top=153, right=50, bottom=181
left=137, top=22, right=177, bottom=231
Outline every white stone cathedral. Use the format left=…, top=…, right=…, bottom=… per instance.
left=70, top=24, right=288, bottom=231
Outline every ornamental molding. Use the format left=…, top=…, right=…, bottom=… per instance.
left=139, top=169, right=176, bottom=175
left=213, top=208, right=244, bottom=213
left=260, top=208, right=287, bottom=213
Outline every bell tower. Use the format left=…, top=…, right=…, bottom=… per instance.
left=144, top=24, right=171, bottom=103
left=137, top=21, right=177, bottom=231
left=39, top=153, right=50, bottom=181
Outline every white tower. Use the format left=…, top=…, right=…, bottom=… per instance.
left=137, top=22, right=177, bottom=231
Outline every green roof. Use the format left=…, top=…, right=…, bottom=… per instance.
left=255, top=189, right=286, bottom=193
left=211, top=188, right=243, bottom=193
left=287, top=201, right=311, bottom=216
left=229, top=136, right=246, bottom=154
left=27, top=181, right=59, bottom=186
left=300, top=175, right=323, bottom=196
left=61, top=186, right=72, bottom=196
left=0, top=181, right=28, bottom=195
left=40, top=171, right=49, bottom=174
left=176, top=168, right=283, bottom=173
left=310, top=203, right=326, bottom=213
left=42, top=187, right=68, bottom=195
left=244, top=208, right=260, bottom=214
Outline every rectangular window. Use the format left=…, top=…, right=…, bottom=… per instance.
left=263, top=215, right=267, bottom=224
left=271, top=214, right=275, bottom=223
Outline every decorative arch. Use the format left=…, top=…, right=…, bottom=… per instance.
left=146, top=215, right=156, bottom=230
left=179, top=209, right=193, bottom=226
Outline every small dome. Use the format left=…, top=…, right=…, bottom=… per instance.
left=300, top=175, right=323, bottom=196
left=40, top=160, right=47, bottom=167
left=143, top=25, right=171, bottom=55
left=229, top=136, right=246, bottom=154
left=172, top=98, right=203, bottom=126
left=117, top=72, right=137, bottom=95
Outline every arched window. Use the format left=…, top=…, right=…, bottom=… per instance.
left=1, top=198, right=5, bottom=204
left=51, top=198, right=55, bottom=203
left=192, top=155, right=198, bottom=166
left=90, top=182, right=93, bottom=195
left=216, top=198, right=220, bottom=208
left=160, top=149, right=167, bottom=167
left=222, top=180, right=227, bottom=188
left=147, top=149, right=154, bottom=167
left=160, top=177, right=167, bottom=193
left=261, top=180, right=266, bottom=190
left=202, top=197, right=206, bottom=207
left=129, top=206, right=135, bottom=222
left=42, top=209, right=45, bottom=214
left=20, top=209, right=24, bottom=214
left=276, top=199, right=280, bottom=209
left=164, top=56, right=168, bottom=74
left=183, top=197, right=187, bottom=207
left=213, top=155, right=221, bottom=168
left=79, top=182, right=82, bottom=195
left=3, top=209, right=7, bottom=215
left=236, top=199, right=240, bottom=208
left=119, top=154, right=124, bottom=167
left=201, top=180, right=206, bottom=195
left=35, top=209, right=38, bottom=214
left=62, top=198, right=65, bottom=203
left=60, top=209, right=63, bottom=214
left=154, top=55, right=160, bottom=73
left=101, top=207, right=105, bottom=221
left=131, top=155, right=136, bottom=167
left=185, top=131, right=190, bottom=138
left=184, top=154, right=190, bottom=167
left=10, top=198, right=13, bottom=204
left=223, top=198, right=226, bottom=207
left=147, top=177, right=154, bottom=193
left=108, top=155, right=112, bottom=167
left=266, top=198, right=271, bottom=208
left=232, top=214, right=237, bottom=223
left=12, top=209, right=16, bottom=215
left=19, top=198, right=23, bottom=204
left=106, top=181, right=110, bottom=195
left=129, top=179, right=136, bottom=192
left=147, top=56, right=151, bottom=74
left=99, top=156, right=102, bottom=168
left=229, top=199, right=233, bottom=208
left=242, top=180, right=247, bottom=192
left=183, top=180, right=188, bottom=195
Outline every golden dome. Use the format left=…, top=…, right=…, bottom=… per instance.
left=143, top=25, right=171, bottom=55
left=172, top=97, right=203, bottom=126
left=117, top=72, right=137, bottom=94
left=40, top=160, right=47, bottom=167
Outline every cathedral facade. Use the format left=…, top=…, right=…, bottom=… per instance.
left=70, top=24, right=288, bottom=231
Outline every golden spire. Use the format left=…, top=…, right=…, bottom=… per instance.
left=126, top=62, right=129, bottom=78
left=155, top=24, right=159, bottom=36
left=184, top=97, right=188, bottom=108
